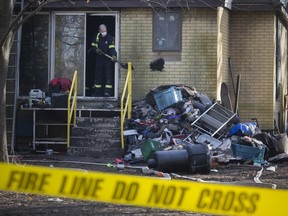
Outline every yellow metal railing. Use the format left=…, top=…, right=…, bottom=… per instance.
left=120, top=62, right=133, bottom=149
left=67, top=70, right=78, bottom=147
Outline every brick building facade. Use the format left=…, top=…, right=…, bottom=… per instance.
left=7, top=0, right=288, bottom=147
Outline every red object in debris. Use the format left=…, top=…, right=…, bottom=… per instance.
left=51, top=79, right=58, bottom=87
left=50, top=78, right=72, bottom=92
left=115, top=158, right=124, bottom=164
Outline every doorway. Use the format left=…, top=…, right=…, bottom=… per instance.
left=86, top=14, right=117, bottom=97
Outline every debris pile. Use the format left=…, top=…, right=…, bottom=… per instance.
left=123, top=84, right=288, bottom=173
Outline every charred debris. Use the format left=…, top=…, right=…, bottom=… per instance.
left=122, top=84, right=288, bottom=176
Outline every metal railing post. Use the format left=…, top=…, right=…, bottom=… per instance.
left=67, top=70, right=78, bottom=147
left=120, top=62, right=133, bottom=149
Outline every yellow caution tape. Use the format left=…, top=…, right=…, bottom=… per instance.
left=0, top=162, right=287, bottom=215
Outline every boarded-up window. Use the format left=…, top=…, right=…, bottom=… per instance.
left=153, top=11, right=181, bottom=51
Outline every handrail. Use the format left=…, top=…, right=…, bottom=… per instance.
left=120, top=62, right=133, bottom=149
left=67, top=70, right=78, bottom=147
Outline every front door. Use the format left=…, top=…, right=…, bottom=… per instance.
left=86, top=14, right=119, bottom=98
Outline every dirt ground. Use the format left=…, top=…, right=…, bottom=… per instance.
left=1, top=153, right=288, bottom=216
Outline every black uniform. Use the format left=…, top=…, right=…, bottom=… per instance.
left=91, top=32, right=117, bottom=97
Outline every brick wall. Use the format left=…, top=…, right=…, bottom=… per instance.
left=230, top=12, right=275, bottom=129
left=120, top=8, right=218, bottom=100
left=120, top=8, right=284, bottom=130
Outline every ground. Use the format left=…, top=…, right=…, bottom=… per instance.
left=1, top=153, right=288, bottom=216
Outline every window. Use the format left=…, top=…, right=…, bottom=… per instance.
left=20, top=14, right=49, bottom=96
left=153, top=11, right=181, bottom=51
left=53, top=14, right=85, bottom=96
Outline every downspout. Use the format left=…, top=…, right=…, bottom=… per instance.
left=225, top=0, right=233, bottom=10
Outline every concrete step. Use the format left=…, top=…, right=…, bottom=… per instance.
left=71, top=127, right=120, bottom=137
left=68, top=146, right=124, bottom=158
left=78, top=109, right=121, bottom=118
left=70, top=136, right=121, bottom=148
left=76, top=117, right=120, bottom=128
left=70, top=115, right=122, bottom=157
left=77, top=99, right=119, bottom=110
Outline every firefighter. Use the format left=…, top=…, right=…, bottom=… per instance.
left=91, top=24, right=117, bottom=97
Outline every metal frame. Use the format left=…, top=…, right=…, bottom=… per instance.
left=189, top=102, right=236, bottom=140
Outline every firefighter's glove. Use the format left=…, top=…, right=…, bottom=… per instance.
left=96, top=49, right=102, bottom=55
left=111, top=56, right=117, bottom=62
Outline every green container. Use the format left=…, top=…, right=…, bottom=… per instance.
left=141, top=139, right=162, bottom=161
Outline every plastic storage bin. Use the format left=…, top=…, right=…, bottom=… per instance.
left=231, top=142, right=266, bottom=162
left=141, top=139, right=161, bottom=161
left=153, top=87, right=183, bottom=111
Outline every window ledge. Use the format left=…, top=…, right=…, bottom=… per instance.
left=153, top=51, right=181, bottom=61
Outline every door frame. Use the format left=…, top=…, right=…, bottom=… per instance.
left=51, top=11, right=120, bottom=99
left=87, top=12, right=120, bottom=99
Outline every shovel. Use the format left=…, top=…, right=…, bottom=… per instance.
left=97, top=49, right=134, bottom=70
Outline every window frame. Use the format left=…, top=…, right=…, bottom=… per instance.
left=152, top=10, right=182, bottom=52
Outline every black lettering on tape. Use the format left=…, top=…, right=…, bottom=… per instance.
left=197, top=189, right=210, bottom=209
left=112, top=181, right=139, bottom=202
left=209, top=190, right=222, bottom=210
left=234, top=192, right=247, bottom=213
left=112, top=181, right=126, bottom=200
left=38, top=173, right=51, bottom=192
left=125, top=182, right=139, bottom=201
left=163, top=186, right=176, bottom=205
left=24, top=172, right=38, bottom=190
left=70, top=176, right=78, bottom=195
left=6, top=170, right=51, bottom=192
left=59, top=176, right=104, bottom=197
left=147, top=184, right=189, bottom=206
left=147, top=184, right=163, bottom=204
left=90, top=179, right=104, bottom=198
left=76, top=177, right=101, bottom=196
left=59, top=175, right=68, bottom=194
left=247, top=193, right=260, bottom=214
left=197, top=189, right=259, bottom=214
left=74, top=177, right=104, bottom=197
left=177, top=187, right=189, bottom=206
left=222, top=191, right=235, bottom=211
left=6, top=170, right=22, bottom=189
